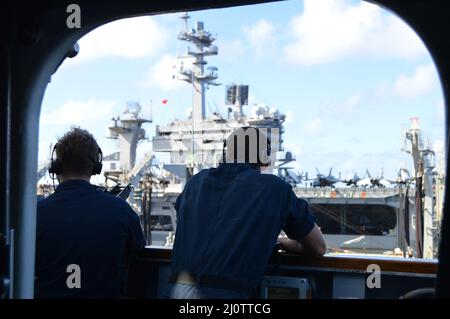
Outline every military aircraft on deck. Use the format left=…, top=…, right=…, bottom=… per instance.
left=305, top=168, right=341, bottom=187
left=342, top=171, right=363, bottom=187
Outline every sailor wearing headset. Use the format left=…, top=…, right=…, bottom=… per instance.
left=35, top=127, right=144, bottom=298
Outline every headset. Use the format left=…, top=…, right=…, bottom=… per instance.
left=222, top=126, right=272, bottom=167
left=48, top=141, right=103, bottom=176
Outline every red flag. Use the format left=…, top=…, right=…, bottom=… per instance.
left=162, top=99, right=168, bottom=105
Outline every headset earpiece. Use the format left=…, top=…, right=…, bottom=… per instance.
left=48, top=144, right=61, bottom=175
left=48, top=160, right=61, bottom=175
left=92, top=147, right=103, bottom=175
left=222, top=139, right=227, bottom=164
left=48, top=143, right=103, bottom=176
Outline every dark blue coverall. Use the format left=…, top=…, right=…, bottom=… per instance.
left=35, top=179, right=145, bottom=298
left=165, top=163, right=316, bottom=298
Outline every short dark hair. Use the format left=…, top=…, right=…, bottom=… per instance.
left=55, top=127, right=100, bottom=176
left=224, top=126, right=271, bottom=168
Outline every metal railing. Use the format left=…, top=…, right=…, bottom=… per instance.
left=294, top=187, right=415, bottom=199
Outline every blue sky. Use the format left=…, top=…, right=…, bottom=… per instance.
left=39, top=0, right=445, bottom=184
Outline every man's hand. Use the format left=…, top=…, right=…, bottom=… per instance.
left=277, top=237, right=303, bottom=254
left=278, top=224, right=327, bottom=256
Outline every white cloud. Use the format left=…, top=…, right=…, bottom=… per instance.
left=363, top=11, right=426, bottom=61
left=284, top=110, right=295, bottom=124
left=393, top=64, right=437, bottom=99
left=218, top=39, right=246, bottom=60
left=242, top=20, right=277, bottom=57
left=346, top=93, right=361, bottom=108
left=304, top=116, right=324, bottom=135
left=318, top=93, right=361, bottom=119
left=41, top=99, right=116, bottom=125
left=141, top=54, right=192, bottom=91
left=63, top=17, right=168, bottom=66
left=283, top=0, right=427, bottom=65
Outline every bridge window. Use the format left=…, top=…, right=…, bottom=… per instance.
left=38, top=0, right=445, bottom=260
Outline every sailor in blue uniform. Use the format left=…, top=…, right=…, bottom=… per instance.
left=165, top=126, right=326, bottom=299
left=35, top=128, right=145, bottom=298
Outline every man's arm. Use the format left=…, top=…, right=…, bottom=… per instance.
left=281, top=189, right=327, bottom=256
left=279, top=224, right=326, bottom=256
left=126, top=206, right=146, bottom=252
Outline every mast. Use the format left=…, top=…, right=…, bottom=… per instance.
left=177, top=14, right=220, bottom=122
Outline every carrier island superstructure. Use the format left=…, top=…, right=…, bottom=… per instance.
left=103, top=14, right=287, bottom=247
left=96, top=14, right=443, bottom=259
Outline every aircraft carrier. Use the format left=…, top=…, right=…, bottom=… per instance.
left=38, top=13, right=444, bottom=260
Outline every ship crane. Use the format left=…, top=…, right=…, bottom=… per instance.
left=402, top=117, right=438, bottom=259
